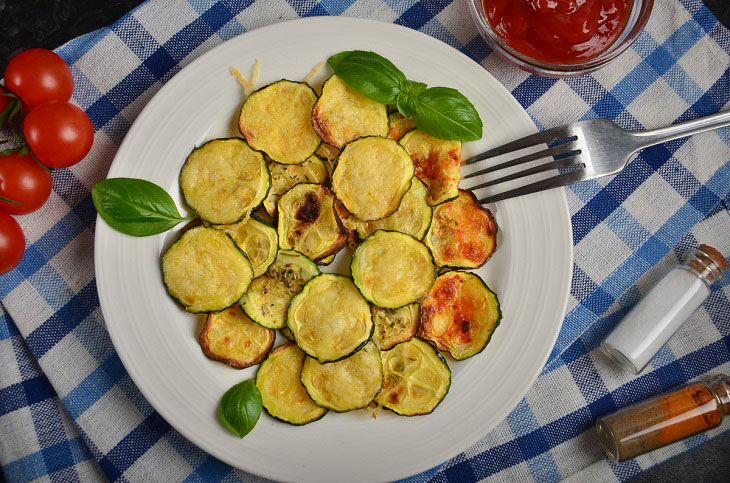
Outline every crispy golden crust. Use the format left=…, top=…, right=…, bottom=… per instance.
left=199, top=305, right=275, bottom=369
left=399, top=129, right=461, bottom=207
left=387, top=112, right=416, bottom=141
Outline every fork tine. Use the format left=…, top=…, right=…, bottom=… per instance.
left=461, top=141, right=580, bottom=180
left=478, top=169, right=590, bottom=204
left=464, top=125, right=574, bottom=165
left=463, top=154, right=584, bottom=192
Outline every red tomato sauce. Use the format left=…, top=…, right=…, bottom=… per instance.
left=484, top=0, right=634, bottom=64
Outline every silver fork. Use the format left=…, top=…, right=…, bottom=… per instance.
left=460, top=111, right=730, bottom=204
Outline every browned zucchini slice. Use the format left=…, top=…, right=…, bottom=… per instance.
left=332, top=136, right=414, bottom=221
left=277, top=183, right=347, bottom=261
left=162, top=227, right=253, bottom=313
left=256, top=342, right=327, bottom=425
left=287, top=274, right=373, bottom=363
left=399, top=129, right=461, bottom=206
left=199, top=305, right=275, bottom=369
left=315, top=143, right=340, bottom=178
left=425, top=190, right=497, bottom=269
left=263, top=155, right=329, bottom=217
left=179, top=138, right=270, bottom=224
left=215, top=216, right=278, bottom=277
left=241, top=249, right=320, bottom=329
left=376, top=338, right=451, bottom=416
left=351, top=230, right=435, bottom=309
left=317, top=254, right=335, bottom=266
left=372, top=303, right=420, bottom=351
left=419, top=271, right=502, bottom=360
left=300, top=341, right=382, bottom=412
left=388, top=112, right=416, bottom=141
left=311, top=75, right=388, bottom=149
left=239, top=80, right=321, bottom=165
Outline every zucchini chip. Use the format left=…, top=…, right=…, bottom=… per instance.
left=287, top=274, right=373, bottom=363
left=162, top=227, right=253, bottom=313
left=241, top=249, right=320, bottom=330
left=400, top=129, right=461, bottom=206
left=199, top=305, right=275, bottom=369
left=256, top=342, right=327, bottom=425
left=372, top=303, right=420, bottom=351
left=425, top=190, right=497, bottom=269
left=315, top=143, right=340, bottom=178
left=332, top=136, right=414, bottom=221
left=387, top=112, right=416, bottom=141
left=376, top=338, right=451, bottom=416
left=263, top=155, right=329, bottom=217
left=351, top=230, right=435, bottom=309
left=300, top=341, right=383, bottom=412
left=239, top=80, right=321, bottom=164
left=215, top=216, right=278, bottom=278
left=317, top=254, right=335, bottom=266
left=335, top=178, right=432, bottom=241
left=180, top=138, right=270, bottom=224
left=311, top=75, right=388, bottom=149
left=277, top=183, right=347, bottom=261
left=419, top=271, right=502, bottom=360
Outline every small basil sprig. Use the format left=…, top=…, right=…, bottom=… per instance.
left=219, top=379, right=262, bottom=438
left=328, top=50, right=483, bottom=142
left=92, top=178, right=193, bottom=236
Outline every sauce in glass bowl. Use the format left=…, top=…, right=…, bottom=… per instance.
left=484, top=0, right=634, bottom=65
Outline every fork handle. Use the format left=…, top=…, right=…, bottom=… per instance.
left=631, top=110, right=730, bottom=150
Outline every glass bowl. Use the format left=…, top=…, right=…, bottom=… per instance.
left=467, top=0, right=654, bottom=77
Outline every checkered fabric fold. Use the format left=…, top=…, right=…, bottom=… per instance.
left=1, top=0, right=729, bottom=481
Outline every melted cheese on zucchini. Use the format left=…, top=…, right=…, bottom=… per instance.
left=332, top=136, right=414, bottom=221
left=419, top=271, right=502, bottom=360
left=311, top=75, right=388, bottom=149
left=387, top=112, right=416, bottom=141
left=372, top=303, right=420, bottom=351
left=215, top=216, right=278, bottom=277
left=179, top=138, right=270, bottom=224
left=256, top=343, right=327, bottom=425
left=300, top=341, right=383, bottom=412
left=162, top=227, right=253, bottom=313
left=287, top=274, right=373, bottom=363
left=400, top=129, right=461, bottom=206
left=239, top=80, right=321, bottom=164
left=263, top=155, right=328, bottom=217
left=351, top=230, right=435, bottom=309
left=199, top=305, right=274, bottom=369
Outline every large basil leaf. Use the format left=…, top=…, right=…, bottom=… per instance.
left=328, top=50, right=406, bottom=104
left=219, top=379, right=262, bottom=438
left=92, top=178, right=190, bottom=236
left=412, top=87, right=483, bottom=141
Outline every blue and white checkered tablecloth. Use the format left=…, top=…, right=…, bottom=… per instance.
left=1, top=0, right=729, bottom=481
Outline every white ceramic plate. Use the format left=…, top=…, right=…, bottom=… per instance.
left=95, top=17, right=572, bottom=483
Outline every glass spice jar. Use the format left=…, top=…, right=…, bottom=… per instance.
left=596, top=375, right=730, bottom=461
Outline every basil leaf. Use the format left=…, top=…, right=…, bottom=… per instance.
left=92, top=178, right=190, bottom=236
left=328, top=50, right=406, bottom=104
left=396, top=91, right=420, bottom=119
left=219, top=379, right=262, bottom=439
left=412, top=87, right=483, bottom=141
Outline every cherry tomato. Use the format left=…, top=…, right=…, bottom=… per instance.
left=23, top=101, right=94, bottom=168
left=0, top=153, right=52, bottom=215
left=0, top=212, right=24, bottom=274
left=0, top=86, right=8, bottom=114
left=4, top=49, right=73, bottom=109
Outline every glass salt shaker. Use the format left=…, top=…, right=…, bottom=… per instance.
left=601, top=244, right=728, bottom=374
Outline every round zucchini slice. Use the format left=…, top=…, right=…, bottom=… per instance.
left=263, top=155, right=329, bottom=217
left=256, top=342, right=327, bottom=425
left=351, top=230, right=435, bottom=309
left=215, top=216, right=278, bottom=278
left=179, top=138, right=270, bottom=224
left=199, top=305, right=275, bottom=369
left=300, top=341, right=383, bottom=412
left=311, top=74, right=388, bottom=149
left=425, top=190, right=497, bottom=269
left=241, top=249, right=320, bottom=330
left=335, top=178, right=432, bottom=241
left=277, top=183, right=347, bottom=261
left=372, top=303, right=420, bottom=351
left=315, top=143, right=340, bottom=178
left=287, top=274, right=373, bottom=363
left=400, top=129, right=461, bottom=207
left=162, top=227, right=253, bottom=313
left=419, top=271, right=502, bottom=360
left=387, top=112, right=416, bottom=142
left=239, top=80, right=321, bottom=165
left=376, top=338, right=451, bottom=416
left=332, top=136, right=414, bottom=221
